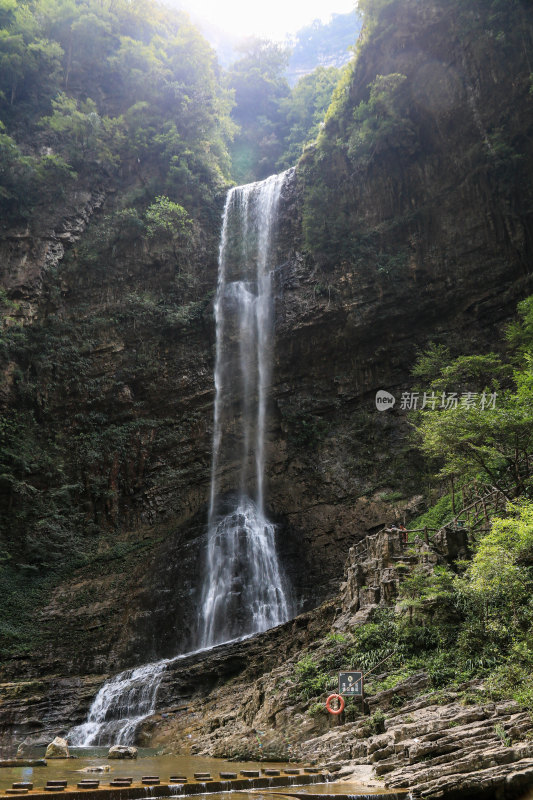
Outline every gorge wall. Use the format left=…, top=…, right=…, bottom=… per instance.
left=1, top=0, right=533, bottom=749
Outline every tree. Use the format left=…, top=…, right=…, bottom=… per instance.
left=226, top=38, right=291, bottom=182
left=39, top=92, right=123, bottom=169
left=415, top=375, right=533, bottom=498
left=277, top=66, right=340, bottom=169
left=454, top=500, right=533, bottom=662
left=0, top=29, right=25, bottom=105
left=145, top=195, right=193, bottom=271
left=412, top=302, right=533, bottom=498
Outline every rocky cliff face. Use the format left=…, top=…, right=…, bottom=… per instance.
left=263, top=0, right=533, bottom=610
left=1, top=0, right=533, bottom=750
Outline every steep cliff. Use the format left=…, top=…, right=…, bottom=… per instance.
left=1, top=0, right=533, bottom=753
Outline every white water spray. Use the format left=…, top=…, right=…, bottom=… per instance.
left=68, top=660, right=168, bottom=746
left=198, top=171, right=292, bottom=647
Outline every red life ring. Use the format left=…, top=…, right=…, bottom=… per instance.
left=325, top=694, right=345, bottom=715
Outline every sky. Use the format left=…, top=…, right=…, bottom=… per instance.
left=178, top=0, right=358, bottom=41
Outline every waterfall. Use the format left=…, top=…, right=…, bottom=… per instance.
left=68, top=660, right=168, bottom=746
left=68, top=170, right=293, bottom=747
left=198, top=170, right=292, bottom=647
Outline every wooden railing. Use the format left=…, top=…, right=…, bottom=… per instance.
left=349, top=482, right=512, bottom=563
left=407, top=483, right=510, bottom=544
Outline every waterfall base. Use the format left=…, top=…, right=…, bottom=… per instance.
left=199, top=497, right=290, bottom=648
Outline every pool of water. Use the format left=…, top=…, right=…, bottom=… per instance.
left=0, top=751, right=294, bottom=794
left=0, top=750, right=410, bottom=798
left=264, top=787, right=401, bottom=796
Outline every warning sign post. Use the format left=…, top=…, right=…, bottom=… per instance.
left=338, top=671, right=363, bottom=696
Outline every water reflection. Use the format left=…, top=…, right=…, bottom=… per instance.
left=0, top=752, right=289, bottom=793
left=0, top=750, right=408, bottom=798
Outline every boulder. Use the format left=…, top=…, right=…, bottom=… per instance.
left=108, top=746, right=137, bottom=760
left=78, top=766, right=111, bottom=773
left=45, top=737, right=69, bottom=759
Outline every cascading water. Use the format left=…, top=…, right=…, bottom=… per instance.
left=68, top=660, right=168, bottom=746
left=198, top=170, right=292, bottom=647
left=68, top=170, right=293, bottom=747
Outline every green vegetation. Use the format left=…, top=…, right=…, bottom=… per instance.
left=300, top=65, right=415, bottom=262
left=225, top=39, right=348, bottom=182
left=225, top=37, right=291, bottom=183
left=292, top=297, right=533, bottom=719
left=298, top=0, right=529, bottom=272
left=293, top=653, right=337, bottom=699
left=412, top=296, right=533, bottom=499
left=0, top=0, right=360, bottom=208
left=367, top=708, right=386, bottom=734
left=294, top=499, right=533, bottom=711
left=0, top=0, right=234, bottom=226
left=277, top=66, right=341, bottom=170
left=287, top=11, right=361, bottom=86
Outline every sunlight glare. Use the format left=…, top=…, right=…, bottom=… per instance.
left=179, top=0, right=357, bottom=40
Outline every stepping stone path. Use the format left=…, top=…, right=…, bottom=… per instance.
left=0, top=764, right=324, bottom=798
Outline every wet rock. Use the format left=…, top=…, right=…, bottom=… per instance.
left=78, top=766, right=111, bottom=773
left=45, top=737, right=69, bottom=759
left=108, top=745, right=137, bottom=759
